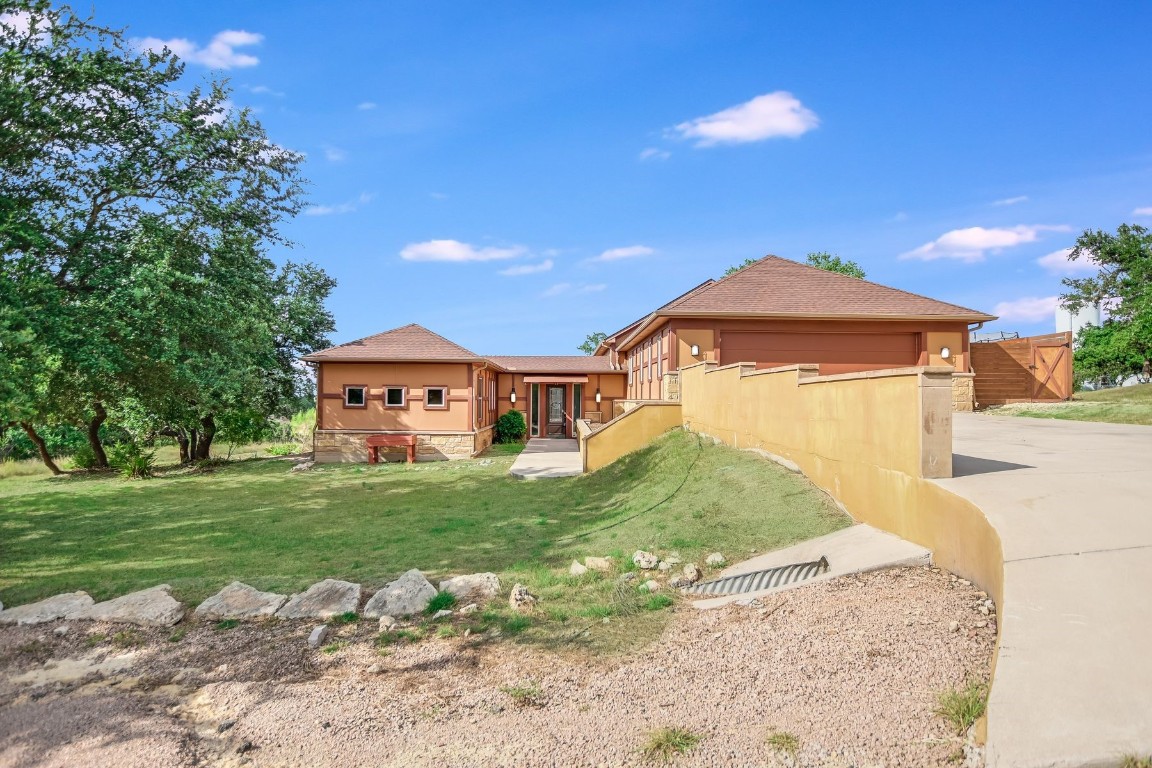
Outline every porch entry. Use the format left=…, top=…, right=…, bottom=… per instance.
left=546, top=385, right=565, bottom=437
left=525, top=376, right=586, bottom=438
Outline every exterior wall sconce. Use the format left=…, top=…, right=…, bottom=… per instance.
left=595, top=388, right=602, bottom=404
left=940, top=346, right=952, bottom=360
left=690, top=344, right=701, bottom=356
left=510, top=386, right=517, bottom=404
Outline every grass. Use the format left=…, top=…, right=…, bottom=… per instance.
left=766, top=729, right=801, bottom=755
left=989, top=383, right=1152, bottom=426
left=483, top=442, right=526, bottom=456
left=1121, top=757, right=1152, bottom=768
left=0, top=430, right=847, bottom=651
left=934, top=679, right=988, bottom=734
left=641, top=727, right=701, bottom=762
left=499, top=680, right=543, bottom=707
left=213, top=619, right=240, bottom=631
left=424, top=590, right=457, bottom=615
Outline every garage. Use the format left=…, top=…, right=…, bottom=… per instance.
left=718, top=331, right=919, bottom=375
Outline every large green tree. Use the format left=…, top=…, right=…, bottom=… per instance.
left=1062, top=223, right=1152, bottom=383
left=1, top=2, right=333, bottom=470
left=804, top=251, right=866, bottom=279
left=578, top=331, right=607, bottom=355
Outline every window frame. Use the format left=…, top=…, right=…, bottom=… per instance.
left=423, top=385, right=448, bottom=410
left=383, top=385, right=408, bottom=409
left=343, top=384, right=368, bottom=409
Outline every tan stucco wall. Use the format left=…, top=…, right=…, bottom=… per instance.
left=314, top=429, right=475, bottom=463
left=319, top=362, right=471, bottom=432
left=678, top=361, right=1003, bottom=606
left=581, top=402, right=683, bottom=473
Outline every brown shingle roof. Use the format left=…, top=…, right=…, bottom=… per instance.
left=616, top=255, right=995, bottom=349
left=302, top=323, right=483, bottom=362
left=486, top=356, right=619, bottom=373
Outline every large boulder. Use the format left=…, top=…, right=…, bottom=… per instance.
left=584, top=556, right=613, bottom=572
left=79, top=585, right=184, bottom=627
left=276, top=579, right=361, bottom=620
left=363, top=570, right=436, bottom=618
left=438, top=572, right=500, bottom=603
left=0, top=592, right=94, bottom=626
left=633, top=550, right=659, bottom=570
left=508, top=583, right=538, bottom=612
left=194, top=582, right=288, bottom=621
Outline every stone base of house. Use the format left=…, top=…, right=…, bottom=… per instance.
left=474, top=426, right=494, bottom=455
left=952, top=372, right=975, bottom=412
left=662, top=372, right=680, bottom=402
left=314, top=430, right=475, bottom=463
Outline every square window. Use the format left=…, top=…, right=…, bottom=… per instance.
left=343, top=385, right=367, bottom=408
left=424, top=387, right=447, bottom=409
left=384, top=386, right=406, bottom=408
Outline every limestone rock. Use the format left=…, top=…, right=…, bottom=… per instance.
left=459, top=603, right=479, bottom=615
left=308, top=624, right=330, bottom=649
left=642, top=580, right=661, bottom=592
left=949, top=621, right=960, bottom=633
left=364, top=570, right=435, bottom=618
left=194, top=582, right=288, bottom=621
left=291, top=461, right=315, bottom=472
left=438, top=572, right=500, bottom=603
left=276, top=579, right=361, bottom=620
left=569, top=560, right=588, bottom=576
left=431, top=609, right=453, bottom=620
left=378, top=615, right=398, bottom=631
left=0, top=592, right=94, bottom=626
left=80, top=585, right=184, bottom=627
left=508, top=583, right=537, bottom=612
left=682, top=563, right=703, bottom=584
left=669, top=575, right=692, bottom=589
left=632, top=550, right=659, bottom=570
left=705, top=552, right=726, bottom=566
left=657, top=561, right=672, bottom=572
left=53, top=624, right=70, bottom=637
left=664, top=553, right=683, bottom=566
left=584, top=556, right=612, bottom=572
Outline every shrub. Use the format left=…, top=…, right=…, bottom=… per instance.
left=494, top=410, right=527, bottom=444
left=265, top=443, right=299, bottom=456
left=69, top=444, right=99, bottom=469
left=108, top=442, right=156, bottom=479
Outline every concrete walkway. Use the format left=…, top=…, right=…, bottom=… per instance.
left=692, top=524, right=930, bottom=609
left=934, top=414, right=1152, bottom=768
left=508, top=438, right=582, bottom=479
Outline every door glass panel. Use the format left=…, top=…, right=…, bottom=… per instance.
left=530, top=384, right=540, bottom=436
left=573, top=384, right=582, bottom=421
left=548, top=386, right=564, bottom=423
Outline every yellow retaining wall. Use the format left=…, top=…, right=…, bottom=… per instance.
left=580, top=402, right=683, bottom=473
left=679, top=361, right=1004, bottom=608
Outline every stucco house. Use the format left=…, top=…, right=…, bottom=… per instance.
left=303, top=255, right=995, bottom=462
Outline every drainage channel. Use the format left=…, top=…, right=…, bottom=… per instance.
left=687, top=556, right=830, bottom=596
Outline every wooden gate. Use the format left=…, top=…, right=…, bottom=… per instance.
left=971, top=332, right=1073, bottom=407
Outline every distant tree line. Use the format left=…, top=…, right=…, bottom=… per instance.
left=1, top=2, right=335, bottom=473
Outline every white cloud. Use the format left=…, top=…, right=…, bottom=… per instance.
left=1133, top=206, right=1152, bottom=216
left=890, top=211, right=909, bottom=223
left=136, top=29, right=263, bottom=69
left=992, top=195, right=1029, bottom=206
left=542, top=282, right=571, bottom=297
left=198, top=99, right=235, bottom=126
left=0, top=11, right=33, bottom=36
left=591, top=245, right=655, bottom=262
left=578, top=283, right=606, bottom=293
left=357, top=101, right=377, bottom=111
left=639, top=147, right=671, bottom=162
left=900, top=224, right=1071, bottom=263
left=304, top=192, right=372, bottom=216
left=993, top=296, right=1059, bottom=323
left=500, top=259, right=553, bottom=276
left=541, top=282, right=604, bottom=297
left=429, top=192, right=449, bottom=201
left=400, top=239, right=526, bottom=262
left=246, top=84, right=283, bottom=97
left=1035, top=247, right=1099, bottom=275
left=322, top=145, right=346, bottom=162
left=670, top=91, right=819, bottom=147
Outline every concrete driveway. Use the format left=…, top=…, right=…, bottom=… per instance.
left=934, top=414, right=1152, bottom=768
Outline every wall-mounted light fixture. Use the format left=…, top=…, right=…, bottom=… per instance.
left=595, top=387, right=602, bottom=404
left=510, top=386, right=517, bottom=404
left=940, top=346, right=952, bottom=360
left=690, top=344, right=701, bottom=356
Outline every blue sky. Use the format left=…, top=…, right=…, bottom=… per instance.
left=99, top=1, right=1152, bottom=353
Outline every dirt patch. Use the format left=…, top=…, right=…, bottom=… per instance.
left=0, top=567, right=995, bottom=767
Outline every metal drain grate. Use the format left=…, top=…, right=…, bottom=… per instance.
left=687, top=556, right=830, bottom=596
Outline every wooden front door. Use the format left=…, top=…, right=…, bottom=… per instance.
left=1031, top=341, right=1071, bottom=401
left=546, top=385, right=566, bottom=436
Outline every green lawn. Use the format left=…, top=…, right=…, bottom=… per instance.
left=0, top=431, right=848, bottom=650
left=992, top=383, right=1152, bottom=426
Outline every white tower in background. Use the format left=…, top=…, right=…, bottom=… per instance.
left=1055, top=303, right=1101, bottom=344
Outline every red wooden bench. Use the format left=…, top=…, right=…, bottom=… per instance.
left=365, top=434, right=417, bottom=464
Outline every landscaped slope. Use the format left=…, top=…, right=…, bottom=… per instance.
left=0, top=431, right=849, bottom=609
left=987, top=383, right=1152, bottom=425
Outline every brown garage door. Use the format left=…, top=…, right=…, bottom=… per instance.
left=719, top=331, right=919, bottom=374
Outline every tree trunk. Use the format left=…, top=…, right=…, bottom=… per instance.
left=193, top=415, right=216, bottom=460
left=20, top=422, right=62, bottom=475
left=159, top=428, right=190, bottom=464
left=86, top=402, right=110, bottom=468
left=188, top=428, right=199, bottom=462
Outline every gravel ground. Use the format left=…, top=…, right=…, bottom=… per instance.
left=0, top=567, right=996, bottom=767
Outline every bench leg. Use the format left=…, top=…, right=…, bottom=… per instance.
left=406, top=445, right=415, bottom=464
left=368, top=446, right=378, bottom=465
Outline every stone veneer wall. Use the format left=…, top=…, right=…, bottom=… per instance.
left=474, top=426, right=494, bottom=455
left=952, top=373, right=975, bottom=412
left=314, top=430, right=474, bottom=463
left=662, top=372, right=680, bottom=402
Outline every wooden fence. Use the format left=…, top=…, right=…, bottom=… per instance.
left=971, top=331, right=1073, bottom=406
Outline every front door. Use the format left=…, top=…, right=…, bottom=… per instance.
left=546, top=385, right=566, bottom=437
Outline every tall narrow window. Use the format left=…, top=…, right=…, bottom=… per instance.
left=573, top=384, right=582, bottom=421
left=530, top=383, right=540, bottom=436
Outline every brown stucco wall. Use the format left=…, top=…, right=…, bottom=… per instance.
left=318, top=362, right=472, bottom=432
